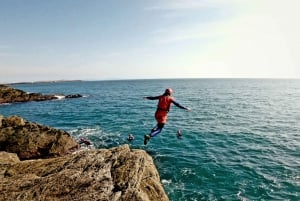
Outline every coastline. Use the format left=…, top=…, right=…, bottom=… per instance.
left=5, top=80, right=83, bottom=85
left=0, top=84, right=169, bottom=200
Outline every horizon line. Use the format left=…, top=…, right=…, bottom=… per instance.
left=3, top=77, right=300, bottom=85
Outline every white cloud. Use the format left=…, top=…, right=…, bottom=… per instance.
left=195, top=0, right=300, bottom=78
left=141, top=0, right=299, bottom=78
left=150, top=25, right=204, bottom=44
left=146, top=0, right=209, bottom=11
left=146, top=0, right=241, bottom=44
left=146, top=0, right=238, bottom=11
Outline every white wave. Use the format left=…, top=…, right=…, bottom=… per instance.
left=161, top=179, right=172, bottom=185
left=54, top=95, right=65, bottom=99
left=75, top=127, right=99, bottom=136
left=0, top=103, right=11, bottom=105
left=72, top=145, right=95, bottom=155
left=237, top=191, right=247, bottom=201
left=69, top=126, right=123, bottom=148
left=180, top=167, right=195, bottom=176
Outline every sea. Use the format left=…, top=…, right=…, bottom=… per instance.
left=1, top=79, right=299, bottom=201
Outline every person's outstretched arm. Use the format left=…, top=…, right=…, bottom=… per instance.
left=143, top=96, right=160, bottom=100
left=172, top=100, right=191, bottom=111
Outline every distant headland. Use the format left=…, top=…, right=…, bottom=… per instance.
left=5, top=79, right=83, bottom=85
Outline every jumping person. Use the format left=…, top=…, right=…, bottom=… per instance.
left=143, top=88, right=191, bottom=145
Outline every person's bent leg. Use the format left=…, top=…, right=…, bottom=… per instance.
left=150, top=123, right=165, bottom=137
left=144, top=123, right=165, bottom=145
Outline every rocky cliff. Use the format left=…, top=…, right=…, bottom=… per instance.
left=0, top=115, right=169, bottom=201
left=0, top=115, right=79, bottom=160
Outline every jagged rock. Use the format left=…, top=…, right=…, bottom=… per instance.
left=0, top=115, right=3, bottom=127
left=0, top=152, right=20, bottom=165
left=0, top=145, right=169, bottom=201
left=65, top=94, right=83, bottom=99
left=2, top=116, right=25, bottom=127
left=0, top=115, right=79, bottom=160
left=0, top=85, right=57, bottom=104
left=0, top=85, right=83, bottom=104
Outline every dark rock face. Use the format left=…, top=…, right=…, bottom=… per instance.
left=0, top=85, right=83, bottom=104
left=65, top=94, right=83, bottom=99
left=0, top=115, right=80, bottom=160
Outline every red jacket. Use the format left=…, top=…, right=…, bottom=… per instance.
left=145, top=95, right=187, bottom=124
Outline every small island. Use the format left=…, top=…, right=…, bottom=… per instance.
left=0, top=84, right=83, bottom=104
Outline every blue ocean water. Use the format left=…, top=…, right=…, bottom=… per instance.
left=1, top=79, right=300, bottom=200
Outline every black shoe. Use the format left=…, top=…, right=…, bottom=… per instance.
left=144, top=134, right=150, bottom=145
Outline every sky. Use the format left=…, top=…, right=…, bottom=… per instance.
left=0, top=0, right=299, bottom=83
